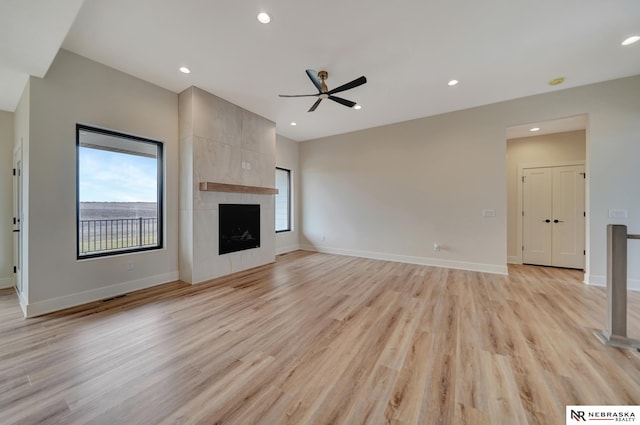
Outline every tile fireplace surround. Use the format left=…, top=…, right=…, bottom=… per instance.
left=179, top=86, right=277, bottom=284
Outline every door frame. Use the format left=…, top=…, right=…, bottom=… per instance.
left=515, top=160, right=585, bottom=265
left=12, top=144, right=22, bottom=295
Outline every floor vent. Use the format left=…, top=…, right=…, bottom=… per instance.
left=101, top=294, right=127, bottom=303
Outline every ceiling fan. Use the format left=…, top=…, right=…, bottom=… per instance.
left=279, top=69, right=367, bottom=112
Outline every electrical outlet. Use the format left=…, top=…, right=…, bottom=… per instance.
left=433, top=242, right=440, bottom=252
left=127, top=262, right=134, bottom=271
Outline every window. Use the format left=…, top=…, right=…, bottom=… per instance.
left=275, top=167, right=291, bottom=232
left=76, top=125, right=163, bottom=258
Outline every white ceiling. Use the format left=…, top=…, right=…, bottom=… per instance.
left=0, top=0, right=85, bottom=112
left=2, top=0, right=639, bottom=141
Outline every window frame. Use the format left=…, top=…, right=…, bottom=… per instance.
left=76, top=124, right=164, bottom=259
left=275, top=167, right=291, bottom=233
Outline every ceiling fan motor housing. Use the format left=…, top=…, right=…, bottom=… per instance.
left=317, top=71, right=329, bottom=92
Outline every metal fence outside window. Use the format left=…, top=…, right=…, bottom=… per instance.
left=78, top=217, right=158, bottom=255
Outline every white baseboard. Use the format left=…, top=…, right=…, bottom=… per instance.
left=276, top=243, right=300, bottom=255
left=0, top=276, right=15, bottom=289
left=300, top=244, right=508, bottom=275
left=585, top=274, right=640, bottom=291
left=22, top=271, right=180, bottom=318
left=507, top=256, right=521, bottom=265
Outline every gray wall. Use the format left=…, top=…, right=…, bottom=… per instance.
left=300, top=75, right=640, bottom=288
left=22, top=50, right=179, bottom=316
left=0, top=111, right=14, bottom=288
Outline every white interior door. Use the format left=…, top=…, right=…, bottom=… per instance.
left=522, top=164, right=585, bottom=269
left=522, top=168, right=553, bottom=265
left=12, top=147, right=22, bottom=293
left=551, top=165, right=585, bottom=268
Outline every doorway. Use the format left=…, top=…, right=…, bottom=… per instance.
left=506, top=115, right=587, bottom=270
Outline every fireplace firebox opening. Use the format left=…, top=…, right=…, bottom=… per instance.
left=219, top=204, right=260, bottom=255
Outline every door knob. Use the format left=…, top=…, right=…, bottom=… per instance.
left=553, top=219, right=564, bottom=223
left=543, top=219, right=551, bottom=223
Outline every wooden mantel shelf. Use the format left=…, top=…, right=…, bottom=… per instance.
left=199, top=182, right=278, bottom=195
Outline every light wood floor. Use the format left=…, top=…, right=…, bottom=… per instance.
left=1, top=251, right=639, bottom=425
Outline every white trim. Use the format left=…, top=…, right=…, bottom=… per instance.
left=586, top=274, right=640, bottom=291
left=507, top=256, right=521, bottom=265
left=276, top=243, right=300, bottom=255
left=300, top=245, right=508, bottom=275
left=0, top=276, right=15, bottom=289
left=21, top=271, right=179, bottom=317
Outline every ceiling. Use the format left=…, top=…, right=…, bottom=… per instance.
left=2, top=1, right=639, bottom=141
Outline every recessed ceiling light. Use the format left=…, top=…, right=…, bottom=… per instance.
left=290, top=122, right=297, bottom=126
left=530, top=127, right=541, bottom=132
left=548, top=77, right=565, bottom=86
left=257, top=12, right=271, bottom=24
left=448, top=80, right=459, bottom=86
left=179, top=66, right=191, bottom=74
left=353, top=104, right=362, bottom=110
left=622, top=35, right=640, bottom=46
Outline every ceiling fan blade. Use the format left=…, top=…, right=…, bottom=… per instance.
left=308, top=98, right=322, bottom=112
left=327, top=76, right=367, bottom=95
left=279, top=94, right=319, bottom=97
left=306, top=69, right=324, bottom=93
left=328, top=96, right=356, bottom=108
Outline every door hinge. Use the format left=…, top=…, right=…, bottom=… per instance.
left=13, top=266, right=16, bottom=273
left=580, top=172, right=586, bottom=179
left=522, top=211, right=524, bottom=217
left=583, top=211, right=586, bottom=217
left=13, top=168, right=16, bottom=176
left=522, top=245, right=525, bottom=251
left=522, top=176, right=525, bottom=182
left=13, top=217, right=16, bottom=225
left=583, top=250, right=586, bottom=255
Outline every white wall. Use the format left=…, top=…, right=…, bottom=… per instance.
left=0, top=111, right=14, bottom=288
left=276, top=134, right=300, bottom=254
left=506, top=130, right=586, bottom=262
left=22, top=50, right=179, bottom=316
left=300, top=75, right=640, bottom=288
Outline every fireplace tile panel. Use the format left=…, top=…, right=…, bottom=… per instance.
left=193, top=87, right=242, bottom=146
left=194, top=136, right=242, bottom=186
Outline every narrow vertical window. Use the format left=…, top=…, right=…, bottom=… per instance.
left=275, top=167, right=291, bottom=232
left=77, top=125, right=163, bottom=258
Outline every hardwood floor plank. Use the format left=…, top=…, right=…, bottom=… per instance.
left=1, top=255, right=639, bottom=424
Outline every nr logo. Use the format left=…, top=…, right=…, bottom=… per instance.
left=571, top=410, right=586, bottom=421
